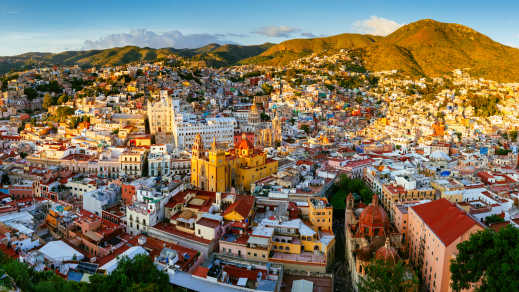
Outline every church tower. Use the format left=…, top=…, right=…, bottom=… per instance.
left=207, top=138, right=230, bottom=192
left=192, top=134, right=204, bottom=159
left=272, top=111, right=282, bottom=145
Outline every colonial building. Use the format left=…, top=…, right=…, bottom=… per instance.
left=345, top=194, right=408, bottom=291
left=191, top=133, right=278, bottom=193
left=147, top=97, right=174, bottom=137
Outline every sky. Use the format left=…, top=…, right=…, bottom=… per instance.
left=1, top=0, right=519, bottom=55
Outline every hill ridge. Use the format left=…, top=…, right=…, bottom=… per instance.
left=2, top=19, right=519, bottom=82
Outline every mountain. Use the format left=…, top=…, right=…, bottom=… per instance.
left=363, top=19, right=519, bottom=82
left=2, top=19, right=519, bottom=82
left=0, top=43, right=274, bottom=73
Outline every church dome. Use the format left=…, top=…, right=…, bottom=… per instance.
left=358, top=195, right=388, bottom=237
left=238, top=134, right=253, bottom=150
left=375, top=237, right=399, bottom=264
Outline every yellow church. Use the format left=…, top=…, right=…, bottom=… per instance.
left=191, top=133, right=278, bottom=193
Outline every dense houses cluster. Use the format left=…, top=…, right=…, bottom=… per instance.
left=0, top=55, right=519, bottom=292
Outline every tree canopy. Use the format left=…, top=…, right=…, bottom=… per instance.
left=358, top=260, right=418, bottom=292
left=24, top=87, right=39, bottom=100
left=329, top=174, right=372, bottom=209
left=0, top=252, right=180, bottom=292
left=88, top=255, right=172, bottom=292
left=450, top=225, right=519, bottom=291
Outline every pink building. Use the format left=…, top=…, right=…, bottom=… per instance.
left=391, top=200, right=430, bottom=243
left=408, top=199, right=484, bottom=292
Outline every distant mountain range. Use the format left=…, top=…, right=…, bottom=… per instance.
left=2, top=19, right=519, bottom=82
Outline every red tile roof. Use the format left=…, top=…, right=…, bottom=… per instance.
left=411, top=199, right=481, bottom=246
left=192, top=266, right=209, bottom=278
left=222, top=195, right=254, bottom=220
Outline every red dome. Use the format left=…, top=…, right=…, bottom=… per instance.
left=238, top=133, right=253, bottom=150
left=375, top=238, right=399, bottom=264
left=358, top=195, right=388, bottom=237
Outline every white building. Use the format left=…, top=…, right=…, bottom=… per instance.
left=66, top=179, right=97, bottom=198
left=172, top=115, right=236, bottom=150
left=148, top=145, right=172, bottom=177
left=82, top=184, right=121, bottom=216
left=126, top=182, right=184, bottom=235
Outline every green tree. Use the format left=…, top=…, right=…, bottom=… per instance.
left=88, top=255, right=171, bottom=292
left=484, top=214, right=505, bottom=225
left=1, top=173, right=9, bottom=185
left=24, top=87, right=38, bottom=100
left=329, top=174, right=373, bottom=209
left=55, top=106, right=75, bottom=122
left=300, top=124, right=310, bottom=134
left=450, top=225, right=519, bottom=291
left=42, top=93, right=54, bottom=109
left=358, top=260, right=418, bottom=292
left=260, top=112, right=270, bottom=121
left=57, top=94, right=69, bottom=105
left=261, top=83, right=273, bottom=95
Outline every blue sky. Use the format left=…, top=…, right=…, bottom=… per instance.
left=1, top=0, right=518, bottom=55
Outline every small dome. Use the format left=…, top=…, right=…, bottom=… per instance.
left=375, top=238, right=399, bottom=264
left=358, top=195, right=388, bottom=237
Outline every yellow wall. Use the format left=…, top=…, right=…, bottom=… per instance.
left=272, top=242, right=301, bottom=254
left=308, top=198, right=333, bottom=232
left=191, top=142, right=278, bottom=193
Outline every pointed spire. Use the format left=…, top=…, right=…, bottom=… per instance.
left=211, top=137, right=217, bottom=151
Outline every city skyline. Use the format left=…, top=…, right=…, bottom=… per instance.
left=1, top=0, right=519, bottom=55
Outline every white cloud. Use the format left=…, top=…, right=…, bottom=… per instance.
left=353, top=16, right=402, bottom=36
left=252, top=26, right=301, bottom=38
left=82, top=29, right=235, bottom=50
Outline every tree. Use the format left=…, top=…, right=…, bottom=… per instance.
left=261, top=83, right=273, bottom=95
left=300, top=124, right=310, bottom=134
left=450, top=225, right=519, bottom=291
left=24, top=87, right=38, bottom=100
left=57, top=94, right=69, bottom=105
left=329, top=174, right=373, bottom=209
left=1, top=173, right=9, bottom=185
left=358, top=260, right=418, bottom=292
left=88, top=254, right=172, bottom=292
left=42, top=93, right=54, bottom=109
left=55, top=106, right=75, bottom=122
left=484, top=214, right=505, bottom=225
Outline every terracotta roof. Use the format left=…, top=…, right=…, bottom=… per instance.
left=192, top=266, right=209, bottom=278
left=223, top=195, right=254, bottom=220
left=411, top=199, right=481, bottom=246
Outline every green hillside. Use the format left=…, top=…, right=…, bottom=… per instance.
left=0, top=43, right=274, bottom=73
left=240, top=33, right=380, bottom=65
left=364, top=19, right=519, bottom=81
left=3, top=19, right=519, bottom=82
